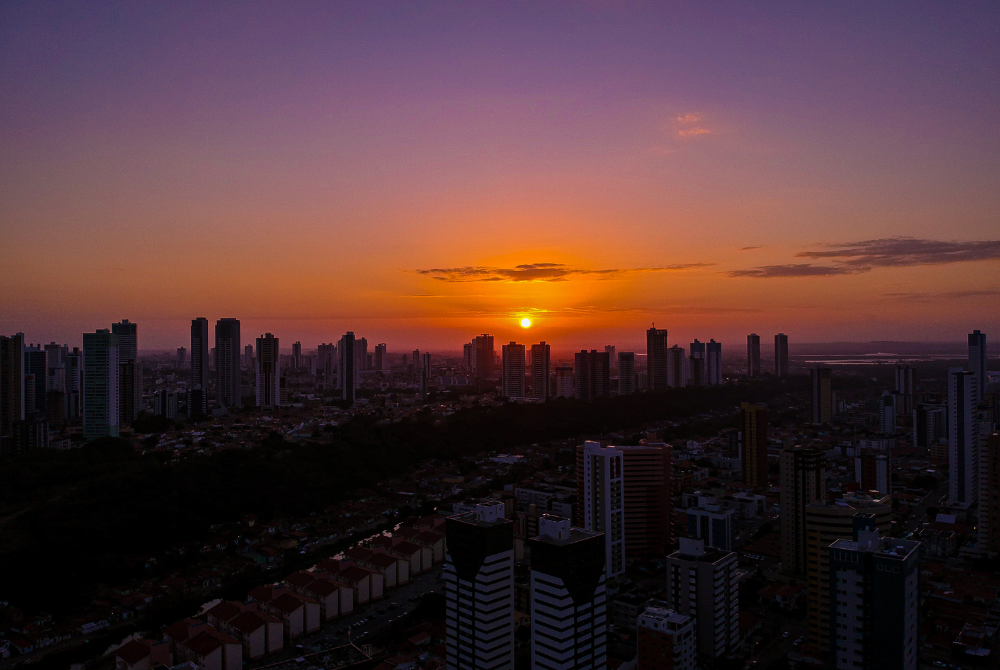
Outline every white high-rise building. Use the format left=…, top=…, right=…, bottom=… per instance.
left=949, top=368, right=979, bottom=508
left=554, top=365, right=574, bottom=399
left=501, top=342, right=526, bottom=400
left=581, top=441, right=625, bottom=578
left=617, top=352, right=635, bottom=395
left=444, top=503, right=514, bottom=670
left=664, top=538, right=741, bottom=660
left=529, top=515, right=607, bottom=670
left=255, top=334, right=280, bottom=409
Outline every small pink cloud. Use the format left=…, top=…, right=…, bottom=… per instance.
left=677, top=127, right=711, bottom=137
left=676, top=113, right=700, bottom=123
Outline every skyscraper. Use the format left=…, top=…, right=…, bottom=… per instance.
left=528, top=515, right=607, bottom=670
left=176, top=346, right=187, bottom=368
left=828, top=529, right=920, bottom=670
left=473, top=334, right=495, bottom=379
left=574, top=350, right=611, bottom=401
left=664, top=538, right=741, bottom=660
left=688, top=340, right=705, bottom=387
left=316, top=343, right=336, bottom=388
left=805, top=494, right=892, bottom=653
left=190, top=317, right=209, bottom=417
left=243, top=343, right=254, bottom=369
left=463, top=342, right=474, bottom=373
left=554, top=365, right=574, bottom=399
left=338, top=332, right=358, bottom=404
left=65, top=347, right=81, bottom=419
left=605, top=345, right=616, bottom=372
left=646, top=327, right=669, bottom=391
left=83, top=329, right=119, bottom=440
left=740, top=403, right=768, bottom=488
left=747, top=334, right=761, bottom=377
left=581, top=441, right=625, bottom=578
left=666, top=345, right=687, bottom=388
left=0, top=333, right=24, bottom=451
left=894, top=364, right=915, bottom=414
left=412, top=349, right=420, bottom=375
left=214, top=319, right=241, bottom=409
left=530, top=342, right=550, bottom=400
left=855, top=452, right=890, bottom=496
left=374, top=343, right=388, bottom=371
left=948, top=368, right=979, bottom=508
left=810, top=367, right=833, bottom=424
left=444, top=503, right=514, bottom=670
left=619, top=444, right=673, bottom=559
left=879, top=391, right=897, bottom=435
left=291, top=341, right=302, bottom=369
left=685, top=498, right=735, bottom=551
left=420, top=352, right=431, bottom=401
left=978, top=432, right=1000, bottom=559
left=255, top=333, right=280, bottom=409
left=501, top=342, right=525, bottom=400
left=780, top=447, right=826, bottom=578
left=774, top=333, right=789, bottom=377
left=705, top=339, right=722, bottom=386
left=617, top=352, right=635, bottom=396
left=23, top=345, right=46, bottom=417
left=969, top=329, right=987, bottom=398
left=111, top=320, right=140, bottom=425
left=913, top=403, right=947, bottom=451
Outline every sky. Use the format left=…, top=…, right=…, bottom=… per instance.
left=1, top=2, right=998, bottom=353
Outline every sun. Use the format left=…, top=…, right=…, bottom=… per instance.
left=520, top=317, right=532, bottom=328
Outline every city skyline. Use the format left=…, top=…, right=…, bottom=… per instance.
left=2, top=3, right=999, bottom=349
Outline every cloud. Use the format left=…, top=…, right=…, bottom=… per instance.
left=677, top=127, right=711, bottom=137
left=727, top=264, right=866, bottom=278
left=740, top=246, right=762, bottom=251
left=796, top=237, right=1000, bottom=267
left=416, top=263, right=712, bottom=283
left=882, top=288, right=1000, bottom=302
left=676, top=113, right=700, bottom=124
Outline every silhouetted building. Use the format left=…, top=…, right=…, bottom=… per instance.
left=647, top=327, right=669, bottom=391
left=780, top=447, right=826, bottom=577
left=83, top=329, right=119, bottom=440
left=501, top=342, right=525, bottom=400
left=574, top=350, right=610, bottom=401
left=618, top=351, right=635, bottom=396
left=969, top=329, right=987, bottom=400
left=811, top=367, right=833, bottom=424
left=949, top=367, right=978, bottom=508
left=473, top=334, right=495, bottom=380
left=338, top=332, right=358, bottom=404
left=747, top=334, right=761, bottom=377
left=740, top=403, right=768, bottom=488
left=190, top=317, right=209, bottom=417
left=530, top=342, right=551, bottom=400
left=255, top=333, right=280, bottom=409
left=215, top=318, right=241, bottom=409
left=774, top=333, right=789, bottom=376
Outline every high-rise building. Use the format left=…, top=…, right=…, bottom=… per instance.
left=969, top=330, right=987, bottom=398
left=530, top=342, right=550, bottom=400
left=444, top=503, right=514, bottom=670
left=664, top=538, right=740, bottom=660
left=23, top=345, right=46, bottom=417
left=528, top=515, right=607, bottom=670
left=646, top=327, right=669, bottom=391
left=685, top=498, right=735, bottom=551
left=828, top=529, right=920, bottom=670
left=316, top=343, right=336, bottom=388
left=895, top=364, right=915, bottom=414
left=636, top=603, right=697, bottom=670
left=215, top=318, right=241, bottom=409
left=176, top=346, right=187, bottom=368
left=620, top=444, right=673, bottom=558
left=780, top=447, right=826, bottom=578
left=747, top=334, right=761, bottom=377
left=574, top=350, right=610, bottom=401
left=978, top=432, right=1000, bottom=558
left=291, top=341, right=302, bottom=369
left=688, top=340, right=705, bottom=387
left=810, top=367, right=833, bottom=424
left=255, top=333, right=280, bottom=409
left=581, top=441, right=625, bottom=578
left=338, top=333, right=358, bottom=404
left=0, top=334, right=25, bottom=451
left=948, top=367, right=979, bottom=508
left=374, top=343, right=388, bottom=371
left=243, top=343, right=254, bottom=369
left=83, top=329, right=119, bottom=440
left=473, top=335, right=495, bottom=379
left=554, top=365, right=574, bottom=399
left=705, top=340, right=722, bottom=386
left=879, top=391, right=898, bottom=435
left=111, top=320, right=140, bottom=425
left=65, top=347, right=81, bottom=419
left=774, top=333, right=789, bottom=377
left=855, top=452, right=890, bottom=496
left=463, top=342, right=474, bottom=373
left=501, top=342, right=525, bottom=400
left=666, top=345, right=687, bottom=388
left=605, top=345, right=617, bottom=372
left=190, top=318, right=209, bottom=417
left=805, top=494, right=892, bottom=653
left=617, top=352, right=635, bottom=396
left=420, top=352, right=431, bottom=401
left=913, top=403, right=947, bottom=451
left=355, top=337, right=368, bottom=372
left=412, top=349, right=420, bottom=375
left=740, top=403, right=768, bottom=488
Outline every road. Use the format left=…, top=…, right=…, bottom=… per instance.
left=248, top=565, right=443, bottom=667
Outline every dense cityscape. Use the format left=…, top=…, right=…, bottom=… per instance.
left=0, top=324, right=997, bottom=670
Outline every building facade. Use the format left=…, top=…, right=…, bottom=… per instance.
left=255, top=334, right=280, bottom=409
left=780, top=447, right=826, bottom=577
left=637, top=604, right=696, bottom=670
left=810, top=367, right=832, bottom=424
left=574, top=350, right=610, bottom=401
left=646, top=327, right=669, bottom=391
left=581, top=441, right=625, bottom=578
left=949, top=367, right=979, bottom=508
left=83, top=329, right=119, bottom=440
left=617, top=352, right=635, bottom=396
left=774, top=333, right=789, bottom=377
left=190, top=317, right=209, bottom=417
left=747, top=334, right=761, bottom=378
left=215, top=318, right=241, bottom=409
left=501, top=342, right=526, bottom=400
left=740, top=403, right=768, bottom=488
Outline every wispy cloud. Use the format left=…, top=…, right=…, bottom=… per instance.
left=677, top=127, right=711, bottom=137
left=740, top=246, right=762, bottom=251
left=727, top=264, right=864, bottom=278
left=882, top=288, right=1000, bottom=302
left=730, top=237, right=1000, bottom=278
left=416, top=263, right=712, bottom=283
left=676, top=113, right=700, bottom=124
left=796, top=237, right=1000, bottom=267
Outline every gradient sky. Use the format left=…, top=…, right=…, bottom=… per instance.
left=2, top=2, right=998, bottom=352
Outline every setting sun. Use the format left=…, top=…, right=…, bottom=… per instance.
left=520, top=317, right=532, bottom=328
